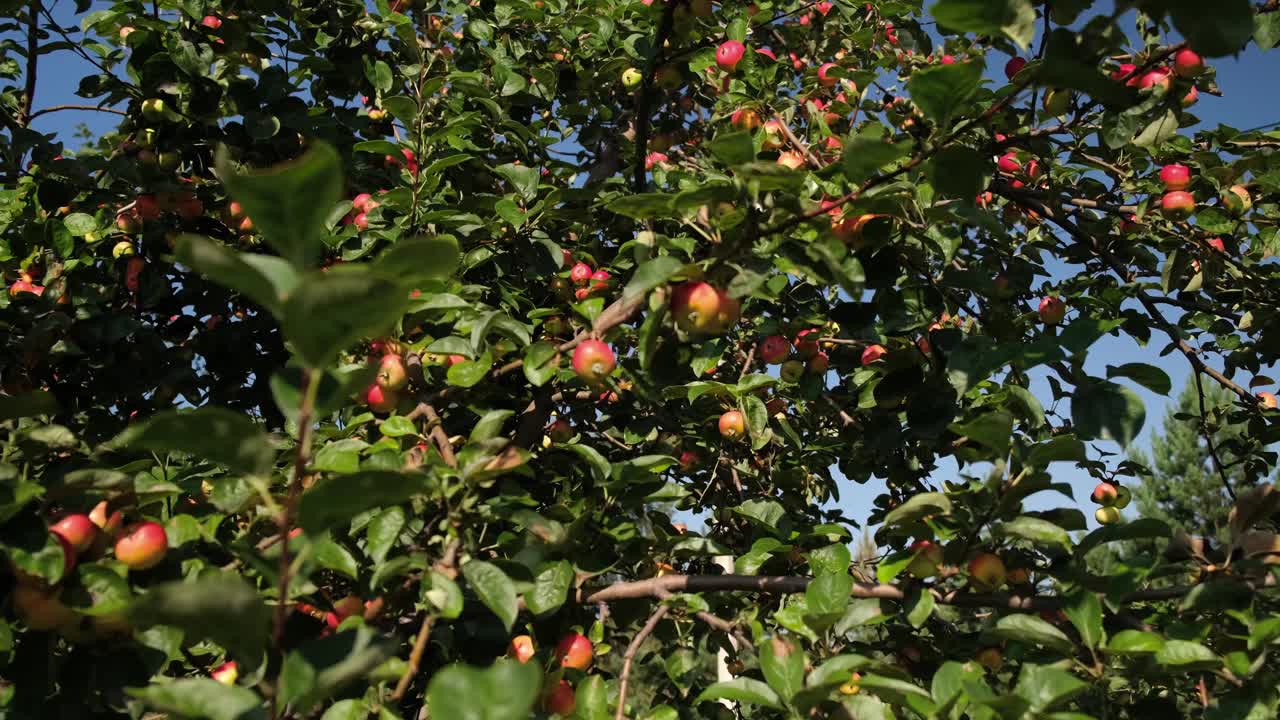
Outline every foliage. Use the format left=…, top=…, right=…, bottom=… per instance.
left=2, top=0, right=1280, bottom=718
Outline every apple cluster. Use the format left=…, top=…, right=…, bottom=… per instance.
left=504, top=631, right=595, bottom=715
left=1090, top=481, right=1132, bottom=525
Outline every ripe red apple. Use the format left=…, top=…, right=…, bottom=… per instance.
left=1111, top=63, right=1139, bottom=85
left=508, top=634, right=536, bottom=663
left=940, top=54, right=955, bottom=64
left=353, top=212, right=370, bottom=231
left=761, top=119, right=785, bottom=150
left=776, top=151, right=805, bottom=170
left=1138, top=67, right=1171, bottom=91
left=135, top=194, right=161, bottom=220
left=89, top=501, right=123, bottom=535
left=1161, top=190, right=1196, bottom=220
left=544, top=679, right=576, bottom=715
left=817, top=62, right=840, bottom=87
left=644, top=152, right=669, bottom=170
left=211, top=661, right=238, bottom=685
left=906, top=540, right=943, bottom=578
left=793, top=328, right=820, bottom=359
left=1095, top=506, right=1120, bottom=525
left=376, top=354, right=408, bottom=391
left=115, top=521, right=168, bottom=570
left=1222, top=185, right=1251, bottom=216
left=779, top=360, right=806, bottom=383
left=860, top=344, right=887, bottom=366
left=1004, top=57, right=1026, bottom=80
left=1257, top=391, right=1278, bottom=409
left=996, top=152, right=1020, bottom=175
left=1038, top=296, right=1066, bottom=325
left=718, top=410, right=746, bottom=439
left=731, top=108, right=762, bottom=131
left=671, top=281, right=738, bottom=334
left=547, top=418, right=573, bottom=443
left=364, top=384, right=399, bottom=413
left=570, top=262, right=593, bottom=285
left=555, top=632, right=593, bottom=670
left=352, top=193, right=375, bottom=213
left=1206, top=237, right=1226, bottom=253
left=201, top=15, right=222, bottom=29
left=1173, top=48, right=1204, bottom=77
left=967, top=553, right=1006, bottom=591
left=715, top=40, right=746, bottom=72
left=758, top=335, right=791, bottom=364
left=12, top=584, right=76, bottom=631
left=571, top=340, right=616, bottom=384
left=1091, top=482, right=1118, bottom=506
left=51, top=514, right=97, bottom=553
left=678, top=449, right=701, bottom=470
left=807, top=351, right=829, bottom=374
left=1181, top=85, right=1199, bottom=107
left=1159, top=163, right=1191, bottom=191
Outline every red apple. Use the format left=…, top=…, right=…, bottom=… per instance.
left=1222, top=185, right=1251, bottom=216
left=860, top=344, right=887, bottom=366
left=1181, top=85, right=1199, bottom=107
left=1111, top=63, right=1138, bottom=85
left=51, top=514, right=97, bottom=553
left=671, top=281, right=738, bottom=335
left=509, top=634, right=536, bottom=663
left=571, top=340, right=615, bottom=384
left=1173, top=48, right=1204, bottom=77
left=1206, top=237, right=1226, bottom=253
left=758, top=335, right=791, bottom=364
left=906, top=540, right=943, bottom=578
left=1091, top=482, right=1118, bottom=506
left=376, top=354, right=408, bottom=391
left=793, top=329, right=820, bottom=359
left=1038, top=296, right=1066, bottom=325
left=1161, top=190, right=1196, bottom=220
left=715, top=40, right=746, bottom=72
left=678, top=449, right=701, bottom=470
left=967, top=553, right=1006, bottom=591
left=570, top=262, right=593, bottom=285
left=761, top=119, right=785, bottom=150
left=135, top=194, right=161, bottom=220
left=365, top=384, right=399, bottom=413
left=718, top=410, right=746, bottom=439
left=1257, top=392, right=1278, bottom=409
left=807, top=351, right=829, bottom=374
left=544, top=679, right=576, bottom=715
left=211, top=661, right=238, bottom=685
left=114, top=521, right=168, bottom=570
left=817, top=62, right=840, bottom=87
left=1004, top=57, right=1026, bottom=80
left=1138, top=68, right=1171, bottom=91
left=776, top=151, right=806, bottom=170
left=1159, top=163, right=1191, bottom=191
left=996, top=152, right=1020, bottom=175
left=201, top=15, right=222, bottom=29
left=731, top=108, right=761, bottom=131
left=555, top=632, right=593, bottom=670
left=975, top=647, right=1002, bottom=671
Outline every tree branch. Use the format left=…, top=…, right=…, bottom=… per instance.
left=392, top=540, right=461, bottom=700
left=28, top=104, right=128, bottom=121
left=632, top=0, right=680, bottom=193
left=615, top=605, right=668, bottom=720
left=1193, top=368, right=1237, bottom=501
left=21, top=0, right=38, bottom=125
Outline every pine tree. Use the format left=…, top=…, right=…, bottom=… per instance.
left=1126, top=379, right=1248, bottom=543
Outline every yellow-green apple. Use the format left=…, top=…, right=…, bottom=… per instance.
left=211, top=661, right=238, bottom=685
left=51, top=514, right=97, bottom=553
left=141, top=98, right=166, bottom=120
left=716, top=40, right=746, bottom=72
left=731, top=108, right=761, bottom=131
left=860, top=344, right=887, bottom=366
left=115, top=521, right=168, bottom=570
left=1173, top=48, right=1203, bottom=77
left=758, top=335, right=791, bottom=364
left=1160, top=163, right=1190, bottom=190
left=1038, top=296, right=1066, bottom=325
left=376, top=354, right=408, bottom=391
left=1161, top=190, right=1195, bottom=219
left=906, top=540, right=943, bottom=578
left=718, top=410, right=746, bottom=439
left=621, top=67, right=643, bottom=90
left=1095, top=506, right=1120, bottom=525
left=571, top=340, right=616, bottom=384
left=1091, top=482, right=1118, bottom=506
left=544, top=679, right=576, bottom=716
left=364, top=384, right=399, bottom=413
left=1042, top=88, right=1071, bottom=116
left=967, top=553, right=1006, bottom=591
left=1222, top=185, right=1251, bottom=216
left=1113, top=485, right=1132, bottom=509
left=779, top=360, right=805, bottom=383
left=13, top=584, right=76, bottom=631
left=509, top=634, right=536, bottom=663
left=839, top=671, right=861, bottom=695
left=555, top=632, right=593, bottom=669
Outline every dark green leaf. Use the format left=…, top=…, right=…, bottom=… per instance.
left=279, top=626, right=394, bottom=712
left=1155, top=639, right=1220, bottom=670
left=695, top=678, right=783, bottom=709
left=709, top=131, right=756, bottom=166
left=1106, top=363, right=1172, bottom=396
left=373, top=236, right=460, bottom=286
left=426, top=659, right=541, bottom=720
left=0, top=391, right=58, bottom=420
left=932, top=0, right=1036, bottom=49
left=1063, top=592, right=1104, bottom=649
left=461, top=560, right=518, bottom=631
left=883, top=492, right=952, bottom=527
left=1167, top=0, right=1253, bottom=57
left=928, top=146, right=989, bottom=199
left=623, top=256, right=683, bottom=300
left=1072, top=380, right=1145, bottom=447
left=525, top=560, right=573, bottom=616
left=114, top=407, right=275, bottom=476
left=176, top=235, right=296, bottom=316
left=1076, top=517, right=1171, bottom=557
left=299, top=471, right=432, bottom=533
left=906, top=61, right=985, bottom=128
left=280, top=267, right=410, bottom=368
left=130, top=678, right=265, bottom=720
left=997, top=516, right=1072, bottom=550
left=843, top=133, right=911, bottom=182
left=1014, top=664, right=1087, bottom=713
left=990, top=614, right=1074, bottom=655
left=129, top=575, right=271, bottom=664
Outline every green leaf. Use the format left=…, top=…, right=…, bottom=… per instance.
left=176, top=235, right=297, bottom=316
left=447, top=351, right=492, bottom=388
left=709, top=130, right=757, bottom=166
left=575, top=674, right=609, bottom=719
left=425, top=571, right=464, bottom=620
left=1075, top=517, right=1171, bottom=557
left=948, top=411, right=1013, bottom=456
left=372, top=236, right=460, bottom=286
left=493, top=163, right=539, bottom=202
left=842, top=133, right=911, bottom=182
left=525, top=560, right=574, bottom=616
left=931, top=0, right=1036, bottom=49
left=523, top=342, right=559, bottom=387
left=623, top=256, right=683, bottom=300
left=1155, top=639, right=1220, bottom=670
left=63, top=212, right=97, bottom=236
left=461, top=560, right=518, bottom=631
left=312, top=536, right=360, bottom=579
left=996, top=516, right=1072, bottom=550
left=1072, top=380, right=1145, bottom=447
left=906, top=587, right=935, bottom=628
left=426, top=659, right=542, bottom=720
left=114, top=407, right=275, bottom=476
left=564, top=443, right=610, bottom=483
left=1105, top=363, right=1171, bottom=396
left=0, top=390, right=58, bottom=420
left=1026, top=435, right=1087, bottom=467
left=1167, top=0, right=1253, bottom=57
left=990, top=614, right=1075, bottom=655
left=760, top=635, right=806, bottom=704
left=1257, top=11, right=1280, bottom=50
left=281, top=267, right=411, bottom=368
left=883, top=492, right=952, bottom=527
left=857, top=674, right=936, bottom=714
left=279, top=626, right=394, bottom=712
left=366, top=506, right=406, bottom=564
left=129, top=575, right=271, bottom=665
left=216, top=142, right=342, bottom=267
left=1107, top=629, right=1165, bottom=655
left=130, top=678, right=265, bottom=720
left=695, top=678, right=783, bottom=710
left=1063, top=592, right=1104, bottom=649
left=606, top=193, right=675, bottom=220
left=805, top=572, right=853, bottom=629
left=906, top=61, right=985, bottom=128
left=1013, top=664, right=1087, bottom=713
left=299, top=471, right=432, bottom=533
left=379, top=415, right=416, bottom=438
left=928, top=146, right=989, bottom=199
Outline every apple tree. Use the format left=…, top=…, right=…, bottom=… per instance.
left=3, top=0, right=1280, bottom=717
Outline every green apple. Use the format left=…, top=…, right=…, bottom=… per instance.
left=622, top=67, right=643, bottom=90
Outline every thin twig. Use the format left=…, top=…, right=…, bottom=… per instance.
left=421, top=403, right=457, bottom=468
left=1193, top=368, right=1237, bottom=501
left=21, top=0, right=38, bottom=124
left=614, top=605, right=668, bottom=720
left=392, top=540, right=461, bottom=700
left=28, top=104, right=128, bottom=121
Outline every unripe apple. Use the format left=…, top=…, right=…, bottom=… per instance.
left=1004, top=57, right=1026, bottom=80
left=817, top=62, right=840, bottom=87
left=1173, top=48, right=1204, bottom=77
left=571, top=340, right=615, bottom=384
left=967, top=552, right=1006, bottom=591
left=975, top=647, right=1002, bottom=671
left=119, top=25, right=135, bottom=40
left=1041, top=88, right=1071, bottom=117
left=779, top=359, right=805, bottom=383
left=1038, top=296, right=1066, bottom=325
left=1257, top=391, right=1277, bottom=409
left=211, top=661, right=238, bottom=685
left=51, top=514, right=97, bottom=553
left=1222, top=185, right=1251, bottom=216
left=112, top=240, right=135, bottom=259
left=718, top=410, right=746, bottom=439
left=1161, top=190, right=1196, bottom=220
left=13, top=584, right=77, bottom=631
left=716, top=40, right=746, bottom=72
left=547, top=418, right=573, bottom=443
left=570, top=262, right=593, bottom=285
left=758, top=335, right=791, bottom=364
left=508, top=634, right=535, bottom=663
left=114, top=521, right=168, bottom=570
left=141, top=98, right=166, bottom=120
left=793, top=328, right=820, bottom=359
left=621, top=67, right=643, bottom=90
left=860, top=344, right=887, bottom=366
left=1159, top=163, right=1191, bottom=191
left=905, top=540, right=943, bottom=578
left=364, top=384, right=399, bottom=413
left=730, top=108, right=761, bottom=131
left=376, top=354, right=408, bottom=391
left=1113, top=485, right=1132, bottom=509
left=555, top=632, right=593, bottom=670
left=776, top=151, right=805, bottom=170
left=1095, top=506, right=1121, bottom=525
left=1091, top=482, right=1118, bottom=506
left=544, top=679, right=576, bottom=716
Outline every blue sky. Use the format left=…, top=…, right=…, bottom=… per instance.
left=11, top=1, right=1280, bottom=535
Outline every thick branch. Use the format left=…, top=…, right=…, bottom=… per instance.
left=615, top=605, right=668, bottom=720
